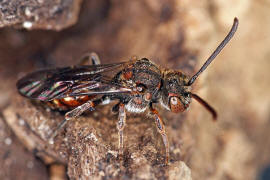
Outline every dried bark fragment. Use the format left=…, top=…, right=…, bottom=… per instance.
left=0, top=0, right=83, bottom=30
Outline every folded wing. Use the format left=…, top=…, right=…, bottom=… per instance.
left=17, top=62, right=132, bottom=101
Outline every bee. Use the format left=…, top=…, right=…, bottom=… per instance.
left=17, top=18, right=238, bottom=164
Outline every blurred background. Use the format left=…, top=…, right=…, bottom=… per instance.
left=0, top=0, right=270, bottom=179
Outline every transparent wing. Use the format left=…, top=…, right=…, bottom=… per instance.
left=17, top=62, right=133, bottom=101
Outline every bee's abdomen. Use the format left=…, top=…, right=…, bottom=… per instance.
left=46, top=95, right=91, bottom=111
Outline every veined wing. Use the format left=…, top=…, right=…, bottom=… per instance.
left=16, top=62, right=133, bottom=101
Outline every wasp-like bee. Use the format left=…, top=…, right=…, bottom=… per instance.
left=17, top=18, right=238, bottom=164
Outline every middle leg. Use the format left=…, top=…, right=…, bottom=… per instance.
left=117, top=103, right=126, bottom=155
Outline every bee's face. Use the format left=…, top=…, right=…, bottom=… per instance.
left=161, top=70, right=191, bottom=113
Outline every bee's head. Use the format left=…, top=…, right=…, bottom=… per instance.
left=161, top=70, right=191, bottom=113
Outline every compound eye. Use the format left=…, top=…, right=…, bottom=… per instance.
left=169, top=96, right=185, bottom=113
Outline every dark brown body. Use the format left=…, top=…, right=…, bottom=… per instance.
left=17, top=57, right=192, bottom=165
left=40, top=58, right=190, bottom=114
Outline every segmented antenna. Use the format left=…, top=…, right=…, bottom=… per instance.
left=191, top=93, right=217, bottom=120
left=187, top=17, right=239, bottom=86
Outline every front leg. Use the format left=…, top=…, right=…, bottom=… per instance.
left=117, top=103, right=126, bottom=155
left=150, top=106, right=169, bottom=165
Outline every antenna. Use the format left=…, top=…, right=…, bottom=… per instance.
left=187, top=17, right=239, bottom=86
left=191, top=93, right=217, bottom=120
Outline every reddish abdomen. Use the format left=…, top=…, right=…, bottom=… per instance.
left=47, top=95, right=91, bottom=111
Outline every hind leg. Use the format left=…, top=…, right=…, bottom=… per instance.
left=48, top=100, right=96, bottom=144
left=48, top=96, right=111, bottom=144
left=78, top=52, right=101, bottom=65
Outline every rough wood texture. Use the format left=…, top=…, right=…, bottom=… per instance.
left=0, top=0, right=83, bottom=30
left=1, top=0, right=270, bottom=179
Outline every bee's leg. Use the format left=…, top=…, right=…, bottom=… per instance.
left=48, top=100, right=96, bottom=144
left=79, top=52, right=101, bottom=65
left=150, top=106, right=169, bottom=165
left=65, top=101, right=95, bottom=120
left=117, top=103, right=126, bottom=156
